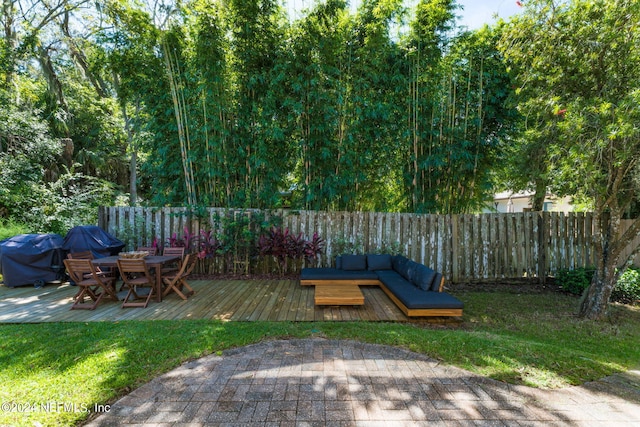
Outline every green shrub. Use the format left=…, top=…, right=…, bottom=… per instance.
left=556, top=266, right=640, bottom=304
left=332, top=236, right=364, bottom=255
left=555, top=267, right=595, bottom=295
left=0, top=219, right=29, bottom=240
left=612, top=268, right=640, bottom=304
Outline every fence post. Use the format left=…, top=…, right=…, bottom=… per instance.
left=538, top=211, right=549, bottom=284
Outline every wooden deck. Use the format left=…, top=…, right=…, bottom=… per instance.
left=0, top=279, right=444, bottom=323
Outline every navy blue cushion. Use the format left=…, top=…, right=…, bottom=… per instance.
left=401, top=291, right=464, bottom=310
left=378, top=274, right=463, bottom=309
left=431, top=272, right=443, bottom=291
left=398, top=260, right=419, bottom=282
left=341, top=254, right=367, bottom=271
left=335, top=255, right=342, bottom=269
left=377, top=273, right=412, bottom=295
left=300, top=268, right=378, bottom=281
left=413, top=265, right=437, bottom=291
left=392, top=255, right=409, bottom=272
left=367, top=254, right=392, bottom=271
left=375, top=269, right=404, bottom=282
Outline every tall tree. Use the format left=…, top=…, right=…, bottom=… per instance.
left=402, top=0, right=457, bottom=213
left=348, top=0, right=406, bottom=211
left=285, top=0, right=405, bottom=211
left=435, top=26, right=516, bottom=213
left=500, top=0, right=640, bottom=319
left=0, top=0, right=130, bottom=194
left=224, top=0, right=290, bottom=208
left=285, top=0, right=351, bottom=210
left=401, top=0, right=513, bottom=213
left=102, top=0, right=166, bottom=205
left=190, top=0, right=231, bottom=206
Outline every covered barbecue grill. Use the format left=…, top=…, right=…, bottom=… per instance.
left=0, top=234, right=65, bottom=288
left=62, top=225, right=125, bottom=258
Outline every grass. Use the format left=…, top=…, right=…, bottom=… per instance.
left=0, top=289, right=638, bottom=426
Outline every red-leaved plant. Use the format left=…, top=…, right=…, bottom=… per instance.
left=197, top=229, right=222, bottom=259
left=257, top=227, right=325, bottom=275
left=166, top=227, right=196, bottom=250
left=303, top=232, right=325, bottom=266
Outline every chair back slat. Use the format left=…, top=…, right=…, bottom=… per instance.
left=137, top=246, right=158, bottom=256
left=117, top=259, right=153, bottom=280
left=67, top=251, right=94, bottom=260
left=163, top=247, right=185, bottom=258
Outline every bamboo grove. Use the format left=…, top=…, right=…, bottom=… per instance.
left=102, top=0, right=516, bottom=213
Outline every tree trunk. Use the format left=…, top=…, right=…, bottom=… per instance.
left=38, top=45, right=68, bottom=113
left=531, top=178, right=547, bottom=211
left=578, top=211, right=627, bottom=319
left=60, top=10, right=108, bottom=98
left=579, top=252, right=617, bottom=319
left=129, top=148, right=137, bottom=206
left=2, top=0, right=17, bottom=95
left=113, top=72, right=137, bottom=206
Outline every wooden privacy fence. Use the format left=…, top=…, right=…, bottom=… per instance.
left=98, top=207, right=625, bottom=283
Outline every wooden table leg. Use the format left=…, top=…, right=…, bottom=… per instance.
left=152, top=262, right=162, bottom=302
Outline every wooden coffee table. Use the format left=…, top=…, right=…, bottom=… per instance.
left=314, top=285, right=365, bottom=306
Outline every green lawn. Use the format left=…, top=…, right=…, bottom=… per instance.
left=0, top=289, right=638, bottom=426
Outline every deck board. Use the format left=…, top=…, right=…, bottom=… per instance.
left=0, top=279, right=456, bottom=323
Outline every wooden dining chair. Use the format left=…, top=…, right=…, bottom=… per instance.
left=137, top=246, right=158, bottom=255
left=161, top=246, right=186, bottom=274
left=117, top=258, right=156, bottom=308
left=64, top=258, right=118, bottom=310
left=67, top=251, right=114, bottom=277
left=162, top=253, right=197, bottom=300
left=67, top=251, right=94, bottom=299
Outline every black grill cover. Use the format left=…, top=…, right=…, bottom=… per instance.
left=62, top=225, right=125, bottom=258
left=0, top=234, right=65, bottom=288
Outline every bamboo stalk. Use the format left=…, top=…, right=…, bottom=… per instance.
left=162, top=40, right=197, bottom=206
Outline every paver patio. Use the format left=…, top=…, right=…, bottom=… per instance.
left=84, top=339, right=640, bottom=426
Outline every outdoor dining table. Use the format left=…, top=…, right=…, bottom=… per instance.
left=92, top=255, right=181, bottom=303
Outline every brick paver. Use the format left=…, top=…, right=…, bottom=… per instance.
left=85, top=339, right=640, bottom=426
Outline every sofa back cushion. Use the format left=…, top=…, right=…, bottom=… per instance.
left=335, top=255, right=342, bottom=269
left=341, top=254, right=367, bottom=271
left=431, top=272, right=444, bottom=292
left=392, top=255, right=409, bottom=272
left=397, top=260, right=419, bottom=282
left=413, top=264, right=437, bottom=291
left=367, top=254, right=393, bottom=271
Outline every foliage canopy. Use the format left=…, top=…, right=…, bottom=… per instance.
left=499, top=0, right=640, bottom=318
left=0, top=0, right=519, bottom=217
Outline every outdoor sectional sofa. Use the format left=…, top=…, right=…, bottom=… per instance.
left=300, top=254, right=464, bottom=317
